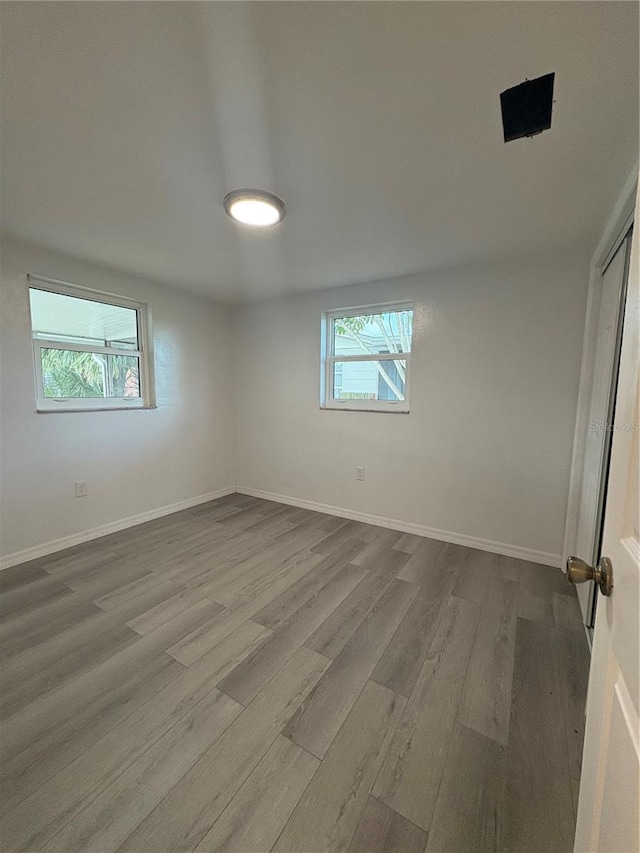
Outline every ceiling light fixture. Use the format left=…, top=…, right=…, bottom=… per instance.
left=223, top=189, right=286, bottom=227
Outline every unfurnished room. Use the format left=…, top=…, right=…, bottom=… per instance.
left=0, top=2, right=638, bottom=852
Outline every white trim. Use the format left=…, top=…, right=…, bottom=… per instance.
left=1, top=484, right=562, bottom=571
left=33, top=338, right=142, bottom=358
left=321, top=302, right=413, bottom=413
left=320, top=405, right=410, bottom=415
left=326, top=300, right=414, bottom=322
left=27, top=274, right=146, bottom=311
left=27, top=274, right=155, bottom=411
left=328, top=352, right=408, bottom=364
left=33, top=339, right=145, bottom=411
left=236, top=486, right=562, bottom=567
left=0, top=486, right=235, bottom=570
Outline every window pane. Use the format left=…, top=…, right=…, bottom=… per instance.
left=333, top=309, right=413, bottom=357
left=30, top=288, right=139, bottom=349
left=333, top=359, right=406, bottom=401
left=41, top=348, right=106, bottom=398
left=40, top=348, right=140, bottom=399
left=108, top=354, right=141, bottom=398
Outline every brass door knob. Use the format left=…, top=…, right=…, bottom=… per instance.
left=566, top=556, right=613, bottom=597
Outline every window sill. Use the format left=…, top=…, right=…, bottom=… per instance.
left=320, top=405, right=409, bottom=414
left=36, top=405, right=157, bottom=414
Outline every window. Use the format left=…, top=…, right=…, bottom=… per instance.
left=322, top=303, right=413, bottom=412
left=28, top=276, right=154, bottom=412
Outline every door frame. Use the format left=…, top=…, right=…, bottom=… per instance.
left=562, top=163, right=638, bottom=639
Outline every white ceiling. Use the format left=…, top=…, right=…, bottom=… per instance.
left=1, top=2, right=638, bottom=303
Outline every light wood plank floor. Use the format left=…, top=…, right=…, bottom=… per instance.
left=0, top=494, right=590, bottom=852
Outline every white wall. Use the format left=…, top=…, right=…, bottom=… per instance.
left=233, top=247, right=591, bottom=565
left=0, top=237, right=592, bottom=567
left=0, top=237, right=235, bottom=562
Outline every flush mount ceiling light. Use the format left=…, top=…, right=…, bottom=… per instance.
left=223, top=189, right=286, bottom=227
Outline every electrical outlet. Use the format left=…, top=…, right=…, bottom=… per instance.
left=75, top=481, right=88, bottom=498
left=355, top=467, right=365, bottom=481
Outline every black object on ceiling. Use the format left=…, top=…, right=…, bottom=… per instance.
left=500, top=73, right=555, bottom=143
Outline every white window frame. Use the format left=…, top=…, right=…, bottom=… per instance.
left=28, top=275, right=155, bottom=413
left=321, top=301, right=413, bottom=413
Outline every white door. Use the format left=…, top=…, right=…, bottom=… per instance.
left=573, top=186, right=639, bottom=853
left=573, top=235, right=632, bottom=627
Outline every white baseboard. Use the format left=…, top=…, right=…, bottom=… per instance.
left=237, top=486, right=562, bottom=568
left=0, top=486, right=236, bottom=570
left=1, top=483, right=562, bottom=571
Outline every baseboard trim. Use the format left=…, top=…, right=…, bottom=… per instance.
left=1, top=484, right=562, bottom=571
left=237, top=486, right=562, bottom=567
left=0, top=486, right=236, bottom=570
